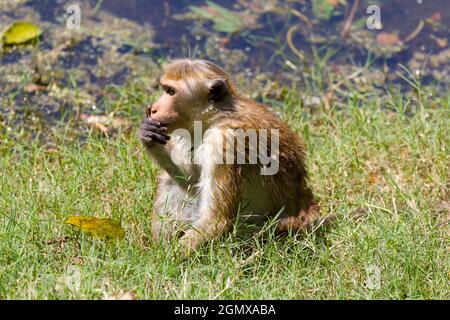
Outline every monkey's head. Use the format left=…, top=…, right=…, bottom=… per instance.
left=147, top=59, right=236, bottom=132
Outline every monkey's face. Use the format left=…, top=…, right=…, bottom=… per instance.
left=148, top=80, right=183, bottom=130
left=148, top=78, right=221, bottom=132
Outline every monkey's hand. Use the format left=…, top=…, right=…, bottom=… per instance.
left=139, top=118, right=170, bottom=148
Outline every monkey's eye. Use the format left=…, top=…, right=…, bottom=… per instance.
left=165, top=86, right=176, bottom=96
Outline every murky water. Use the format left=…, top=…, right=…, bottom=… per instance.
left=95, top=0, right=450, bottom=66
left=0, top=0, right=449, bottom=133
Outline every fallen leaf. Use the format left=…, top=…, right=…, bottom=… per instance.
left=2, top=21, right=42, bottom=45
left=367, top=171, right=379, bottom=185
left=24, top=83, right=47, bottom=93
left=65, top=216, right=125, bottom=240
left=80, top=114, right=132, bottom=134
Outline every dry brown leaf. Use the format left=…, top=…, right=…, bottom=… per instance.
left=80, top=114, right=132, bottom=134
left=367, top=171, right=379, bottom=185
left=25, top=83, right=47, bottom=93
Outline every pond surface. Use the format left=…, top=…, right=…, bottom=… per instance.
left=0, top=0, right=449, bottom=135
left=96, top=0, right=450, bottom=68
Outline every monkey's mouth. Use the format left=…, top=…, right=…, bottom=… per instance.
left=148, top=116, right=169, bottom=128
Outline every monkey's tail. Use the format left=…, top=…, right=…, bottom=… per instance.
left=275, top=203, right=336, bottom=235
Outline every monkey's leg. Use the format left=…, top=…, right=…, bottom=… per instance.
left=275, top=203, right=334, bottom=234
left=152, top=173, right=199, bottom=242
left=178, top=212, right=231, bottom=252
left=178, top=165, right=241, bottom=252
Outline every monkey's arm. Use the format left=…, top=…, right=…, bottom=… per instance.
left=140, top=118, right=189, bottom=186
left=179, top=164, right=241, bottom=252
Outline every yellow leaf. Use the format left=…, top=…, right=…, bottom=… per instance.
left=65, top=216, right=125, bottom=240
left=2, top=21, right=42, bottom=45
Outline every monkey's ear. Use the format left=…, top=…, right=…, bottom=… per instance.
left=208, top=79, right=228, bottom=103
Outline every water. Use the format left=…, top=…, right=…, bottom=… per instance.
left=92, top=0, right=450, bottom=70
left=0, top=0, right=449, bottom=132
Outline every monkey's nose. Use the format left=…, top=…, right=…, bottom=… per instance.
left=145, top=105, right=152, bottom=116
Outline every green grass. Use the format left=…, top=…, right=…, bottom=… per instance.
left=0, top=88, right=448, bottom=299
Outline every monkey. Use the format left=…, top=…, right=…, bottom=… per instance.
left=139, top=59, right=328, bottom=253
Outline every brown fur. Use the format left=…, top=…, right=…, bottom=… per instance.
left=141, top=59, right=324, bottom=252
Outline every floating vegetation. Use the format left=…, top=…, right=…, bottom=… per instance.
left=189, top=1, right=246, bottom=34
left=0, top=0, right=448, bottom=141
left=344, top=28, right=407, bottom=58
left=0, top=1, right=160, bottom=142
left=79, top=113, right=132, bottom=135
left=312, top=0, right=339, bottom=21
